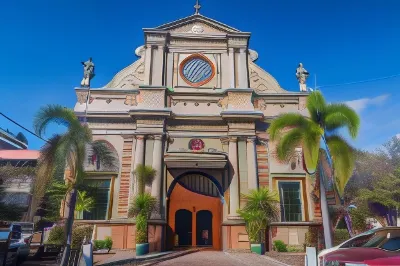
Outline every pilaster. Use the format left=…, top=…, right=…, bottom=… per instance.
left=228, top=137, right=240, bottom=217
left=246, top=136, right=258, bottom=190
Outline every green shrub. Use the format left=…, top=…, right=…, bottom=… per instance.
left=94, top=240, right=105, bottom=250
left=136, top=214, right=147, bottom=244
left=334, top=229, right=350, bottom=246
left=287, top=245, right=304, bottom=253
left=94, top=237, right=113, bottom=252
left=273, top=240, right=288, bottom=252
left=104, top=237, right=113, bottom=251
left=71, top=225, right=93, bottom=249
left=46, top=225, right=66, bottom=246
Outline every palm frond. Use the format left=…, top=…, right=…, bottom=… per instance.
left=33, top=105, right=81, bottom=137
left=128, top=193, right=158, bottom=218
left=75, top=191, right=95, bottom=212
left=325, top=103, right=360, bottom=139
left=306, top=91, right=327, bottom=123
left=268, top=113, right=310, bottom=141
left=302, top=124, right=323, bottom=173
left=90, top=141, right=118, bottom=170
left=275, top=128, right=303, bottom=161
left=240, top=187, right=280, bottom=222
left=133, top=164, right=156, bottom=194
left=326, top=135, right=356, bottom=195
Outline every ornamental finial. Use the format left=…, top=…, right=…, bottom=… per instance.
left=194, top=0, right=201, bottom=15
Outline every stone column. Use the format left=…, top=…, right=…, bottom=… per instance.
left=144, top=46, right=152, bottom=85
left=133, top=135, right=146, bottom=195
left=228, top=137, right=240, bottom=217
left=247, top=137, right=258, bottom=190
left=238, top=48, right=248, bottom=88
left=228, top=48, right=235, bottom=88
left=151, top=135, right=163, bottom=199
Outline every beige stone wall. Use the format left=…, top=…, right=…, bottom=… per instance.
left=272, top=226, right=309, bottom=246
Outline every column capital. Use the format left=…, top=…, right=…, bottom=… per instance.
left=247, top=136, right=257, bottom=143
left=153, top=135, right=164, bottom=141
left=135, top=135, right=146, bottom=140
left=229, top=137, right=238, bottom=143
left=220, top=137, right=230, bottom=145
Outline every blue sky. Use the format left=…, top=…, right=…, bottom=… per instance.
left=0, top=0, right=399, bottom=151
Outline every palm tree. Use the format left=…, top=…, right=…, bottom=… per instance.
left=128, top=164, right=157, bottom=254
left=238, top=187, right=280, bottom=252
left=34, top=104, right=116, bottom=266
left=75, top=190, right=95, bottom=219
left=267, top=91, right=360, bottom=248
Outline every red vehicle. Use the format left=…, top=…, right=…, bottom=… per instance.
left=364, top=256, right=400, bottom=265
left=321, top=227, right=400, bottom=266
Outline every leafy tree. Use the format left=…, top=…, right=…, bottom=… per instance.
left=238, top=187, right=280, bottom=244
left=128, top=164, right=157, bottom=245
left=33, top=104, right=116, bottom=266
left=0, top=164, right=36, bottom=221
left=268, top=91, right=360, bottom=248
left=16, top=132, right=28, bottom=145
left=268, top=91, right=360, bottom=195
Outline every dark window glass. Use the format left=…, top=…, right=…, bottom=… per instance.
left=279, top=182, right=302, bottom=222
left=382, top=237, right=400, bottom=251
left=81, top=180, right=111, bottom=220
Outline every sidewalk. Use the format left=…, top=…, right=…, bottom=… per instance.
left=96, top=249, right=199, bottom=266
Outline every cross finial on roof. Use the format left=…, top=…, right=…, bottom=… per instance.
left=194, top=0, right=201, bottom=15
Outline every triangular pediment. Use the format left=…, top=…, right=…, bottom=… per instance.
left=154, top=14, right=243, bottom=34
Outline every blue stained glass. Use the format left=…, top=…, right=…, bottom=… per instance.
left=182, top=57, right=213, bottom=84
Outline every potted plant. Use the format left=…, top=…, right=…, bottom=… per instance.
left=238, top=187, right=280, bottom=255
left=128, top=165, right=157, bottom=256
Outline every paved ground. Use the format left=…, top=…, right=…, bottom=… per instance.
left=153, top=251, right=288, bottom=266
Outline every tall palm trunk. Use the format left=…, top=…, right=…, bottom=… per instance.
left=320, top=176, right=333, bottom=248
left=60, top=188, right=77, bottom=266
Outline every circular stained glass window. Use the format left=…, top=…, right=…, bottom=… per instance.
left=180, top=54, right=215, bottom=86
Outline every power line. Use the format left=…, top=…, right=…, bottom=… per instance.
left=317, top=73, right=400, bottom=89
left=0, top=112, right=49, bottom=143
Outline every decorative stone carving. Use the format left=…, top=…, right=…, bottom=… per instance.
left=169, top=39, right=225, bottom=47
left=228, top=37, right=247, bottom=47
left=137, top=119, right=164, bottom=125
left=168, top=123, right=227, bottom=131
left=249, top=62, right=286, bottom=94
left=256, top=99, right=267, bottom=110
left=76, top=91, right=89, bottom=104
left=227, top=92, right=254, bottom=110
left=191, top=25, right=204, bottom=34
left=104, top=58, right=144, bottom=89
left=146, top=34, right=166, bottom=43
left=106, top=99, right=112, bottom=104
left=124, top=95, right=138, bottom=106
left=218, top=96, right=228, bottom=110
left=137, top=90, right=165, bottom=109
left=88, top=122, right=135, bottom=130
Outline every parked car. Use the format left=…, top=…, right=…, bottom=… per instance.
left=318, top=227, right=400, bottom=266
left=364, top=255, right=400, bottom=265
left=0, top=223, right=31, bottom=266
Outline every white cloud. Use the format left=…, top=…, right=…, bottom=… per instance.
left=397, top=134, right=400, bottom=139
left=345, top=94, right=390, bottom=113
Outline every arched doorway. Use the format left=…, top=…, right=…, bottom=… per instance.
left=196, top=210, right=213, bottom=246
left=167, top=172, right=223, bottom=250
left=175, top=209, right=192, bottom=246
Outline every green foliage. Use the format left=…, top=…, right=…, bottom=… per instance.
left=238, top=187, right=280, bottom=243
left=0, top=164, right=36, bottom=221
left=349, top=207, right=369, bottom=233
left=133, top=164, right=156, bottom=195
left=273, top=240, right=288, bottom=252
left=75, top=190, right=95, bottom=213
left=268, top=91, right=360, bottom=196
left=135, top=213, right=147, bottom=244
left=94, top=237, right=113, bottom=252
left=304, top=227, right=319, bottom=250
left=16, top=132, right=28, bottom=145
left=287, top=245, right=304, bottom=253
left=129, top=165, right=158, bottom=245
left=71, top=225, right=93, bottom=249
left=46, top=225, right=66, bottom=246
left=333, top=229, right=350, bottom=246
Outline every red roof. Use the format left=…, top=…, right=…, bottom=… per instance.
left=0, top=150, right=40, bottom=160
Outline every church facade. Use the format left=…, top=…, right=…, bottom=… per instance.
left=72, top=10, right=320, bottom=251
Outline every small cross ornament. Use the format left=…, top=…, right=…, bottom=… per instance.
left=194, top=0, right=201, bottom=14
